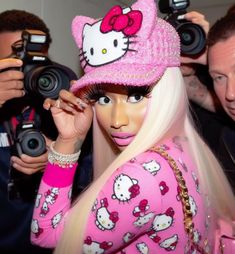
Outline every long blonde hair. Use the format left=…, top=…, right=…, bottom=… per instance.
left=55, top=67, right=235, bottom=254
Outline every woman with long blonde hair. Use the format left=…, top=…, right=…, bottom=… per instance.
left=31, top=0, right=235, bottom=253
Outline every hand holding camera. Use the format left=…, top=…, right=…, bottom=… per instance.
left=10, top=29, right=72, bottom=99
left=8, top=119, right=50, bottom=200
left=9, top=138, right=49, bottom=201
left=0, top=58, right=24, bottom=106
left=159, top=0, right=206, bottom=56
left=14, top=121, right=46, bottom=157
left=180, top=11, right=209, bottom=65
left=5, top=29, right=77, bottom=200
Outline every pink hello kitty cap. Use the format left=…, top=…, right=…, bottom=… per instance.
left=70, top=0, right=180, bottom=93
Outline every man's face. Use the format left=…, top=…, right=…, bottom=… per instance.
left=208, top=35, right=235, bottom=121
left=0, top=31, right=22, bottom=59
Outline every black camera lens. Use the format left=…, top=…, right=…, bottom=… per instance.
left=181, top=29, right=195, bottom=45
left=177, top=22, right=206, bottom=56
left=27, top=138, right=39, bottom=150
left=24, top=65, right=71, bottom=99
left=37, top=71, right=58, bottom=94
left=19, top=130, right=46, bottom=157
left=38, top=75, right=55, bottom=91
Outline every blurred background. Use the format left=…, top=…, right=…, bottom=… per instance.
left=0, top=0, right=234, bottom=76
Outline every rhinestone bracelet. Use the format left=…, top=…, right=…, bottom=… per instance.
left=48, top=141, right=81, bottom=168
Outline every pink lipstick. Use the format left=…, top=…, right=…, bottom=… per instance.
left=111, top=133, right=135, bottom=147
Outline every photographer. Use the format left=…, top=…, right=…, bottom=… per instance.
left=0, top=9, right=77, bottom=254
left=158, top=0, right=220, bottom=112
left=171, top=6, right=235, bottom=192
left=158, top=1, right=235, bottom=193
left=180, top=11, right=221, bottom=112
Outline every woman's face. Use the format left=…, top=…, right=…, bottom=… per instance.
left=86, top=84, right=151, bottom=151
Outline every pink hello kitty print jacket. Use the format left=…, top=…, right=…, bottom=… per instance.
left=31, top=137, right=216, bottom=253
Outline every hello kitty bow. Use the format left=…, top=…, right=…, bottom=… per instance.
left=100, top=5, right=143, bottom=36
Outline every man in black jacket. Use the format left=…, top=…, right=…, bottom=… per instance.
left=206, top=13, right=235, bottom=192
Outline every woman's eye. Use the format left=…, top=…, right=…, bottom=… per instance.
left=98, top=96, right=110, bottom=105
left=128, top=94, right=144, bottom=103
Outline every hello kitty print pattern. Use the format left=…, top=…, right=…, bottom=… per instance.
left=31, top=138, right=216, bottom=253
left=112, top=173, right=140, bottom=202
left=95, top=198, right=119, bottom=231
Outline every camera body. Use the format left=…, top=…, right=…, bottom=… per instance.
left=158, top=0, right=206, bottom=56
left=8, top=120, right=46, bottom=200
left=11, top=29, right=71, bottom=99
left=14, top=120, right=46, bottom=157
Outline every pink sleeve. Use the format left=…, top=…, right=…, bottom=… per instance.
left=31, top=162, right=77, bottom=248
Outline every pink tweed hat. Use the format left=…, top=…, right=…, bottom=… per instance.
left=70, top=0, right=180, bottom=93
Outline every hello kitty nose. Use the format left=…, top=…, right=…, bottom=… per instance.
left=102, top=48, right=107, bottom=54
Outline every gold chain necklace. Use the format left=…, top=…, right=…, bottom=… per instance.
left=150, top=146, right=207, bottom=254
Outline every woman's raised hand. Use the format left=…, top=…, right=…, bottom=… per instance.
left=44, top=89, right=93, bottom=145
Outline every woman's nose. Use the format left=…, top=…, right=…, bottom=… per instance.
left=111, top=102, right=129, bottom=129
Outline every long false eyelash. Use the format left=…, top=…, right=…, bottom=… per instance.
left=126, top=86, right=153, bottom=98
left=84, top=85, right=152, bottom=101
left=84, top=85, right=105, bottom=101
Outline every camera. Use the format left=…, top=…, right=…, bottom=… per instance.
left=11, top=29, right=71, bottom=99
left=158, top=0, right=206, bottom=56
left=8, top=120, right=46, bottom=200
left=14, top=121, right=46, bottom=157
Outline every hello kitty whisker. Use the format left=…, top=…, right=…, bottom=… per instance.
left=79, top=51, right=86, bottom=57
left=78, top=47, right=84, bottom=53
left=80, top=56, right=87, bottom=63
left=124, top=41, right=137, bottom=45
left=83, top=62, right=89, bottom=69
left=126, top=48, right=137, bottom=52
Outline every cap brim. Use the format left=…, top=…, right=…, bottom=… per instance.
left=70, top=63, right=166, bottom=93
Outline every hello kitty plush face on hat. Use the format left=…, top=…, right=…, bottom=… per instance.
left=82, top=5, right=143, bottom=67
left=71, top=0, right=180, bottom=93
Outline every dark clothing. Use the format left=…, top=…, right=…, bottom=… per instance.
left=0, top=102, right=54, bottom=254
left=191, top=102, right=235, bottom=193
left=189, top=64, right=235, bottom=193
left=0, top=62, right=92, bottom=254
left=218, top=125, right=235, bottom=189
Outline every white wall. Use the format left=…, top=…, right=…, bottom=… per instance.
left=0, top=0, right=121, bottom=76
left=0, top=0, right=234, bottom=77
left=189, top=0, right=235, bottom=24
